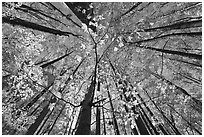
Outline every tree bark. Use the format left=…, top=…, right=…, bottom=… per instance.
left=39, top=51, right=73, bottom=68
left=167, top=104, right=201, bottom=135
left=119, top=2, right=142, bottom=18
left=64, top=108, right=75, bottom=135
left=15, top=4, right=68, bottom=27
left=36, top=101, right=57, bottom=135
left=26, top=101, right=50, bottom=135
left=24, top=83, right=54, bottom=110
left=95, top=106, right=101, bottom=135
left=133, top=44, right=202, bottom=60
left=146, top=69, right=202, bottom=107
left=47, top=2, right=81, bottom=28
left=2, top=16, right=79, bottom=37
left=127, top=31, right=201, bottom=45
left=75, top=78, right=96, bottom=135
left=160, top=55, right=202, bottom=68
left=102, top=104, right=107, bottom=135
left=67, top=109, right=77, bottom=135
left=107, top=89, right=120, bottom=135
left=136, top=93, right=164, bottom=135
left=47, top=103, right=66, bottom=134
left=142, top=88, right=181, bottom=135
left=143, top=19, right=202, bottom=32
left=179, top=73, right=201, bottom=85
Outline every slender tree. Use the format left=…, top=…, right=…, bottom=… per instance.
left=142, top=18, right=202, bottom=32
left=24, top=83, right=54, bottom=110
left=130, top=44, right=202, bottom=60
left=106, top=85, right=120, bottom=135
left=47, top=103, right=66, bottom=134
left=146, top=69, right=202, bottom=108
left=26, top=101, right=50, bottom=135
left=102, top=102, right=107, bottom=135
left=75, top=75, right=96, bottom=134
left=39, top=51, right=74, bottom=68
left=2, top=16, right=80, bottom=37
left=142, top=88, right=182, bottom=135
left=125, top=32, right=201, bottom=46
left=95, top=104, right=101, bottom=135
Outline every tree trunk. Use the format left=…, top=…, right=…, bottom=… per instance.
left=127, top=32, right=201, bottom=45
left=107, top=89, right=120, bottom=135
left=179, top=73, right=201, bottom=85
left=95, top=106, right=101, bottom=135
left=119, top=2, right=142, bottom=18
left=137, top=94, right=164, bottom=134
left=142, top=88, right=181, bottom=135
left=146, top=69, right=202, bottom=108
left=134, top=115, right=150, bottom=135
left=160, top=55, right=202, bottom=68
left=64, top=108, right=75, bottom=135
left=2, top=16, right=79, bottom=37
left=15, top=4, right=68, bottom=27
left=39, top=51, right=73, bottom=68
left=138, top=103, right=159, bottom=134
left=158, top=124, right=169, bottom=135
left=28, top=99, right=45, bottom=116
left=47, top=103, right=66, bottom=134
left=26, top=101, right=50, bottom=135
left=143, top=19, right=202, bottom=32
left=47, top=2, right=81, bottom=28
left=24, top=83, right=54, bottom=110
left=167, top=104, right=202, bottom=135
left=134, top=44, right=202, bottom=60
left=75, top=78, right=96, bottom=135
left=102, top=104, right=107, bottom=135
left=68, top=109, right=76, bottom=135
left=36, top=101, right=58, bottom=135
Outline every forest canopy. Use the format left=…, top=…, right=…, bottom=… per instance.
left=2, top=2, right=202, bottom=135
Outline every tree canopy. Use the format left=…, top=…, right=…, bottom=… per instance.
left=2, top=2, right=202, bottom=135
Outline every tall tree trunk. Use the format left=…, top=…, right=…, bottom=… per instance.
left=95, top=82, right=101, bottom=135
left=64, top=108, right=75, bottom=135
left=95, top=105, right=101, bottom=135
left=126, top=31, right=201, bottom=45
left=146, top=69, right=202, bottom=108
left=138, top=102, right=159, bottom=134
left=160, top=55, right=202, bottom=68
left=143, top=19, right=202, bottom=32
left=107, top=89, right=120, bottom=135
left=36, top=101, right=58, bottom=134
left=179, top=73, right=201, bottom=85
left=28, top=99, right=45, bottom=116
left=68, top=109, right=77, bottom=135
left=75, top=77, right=96, bottom=135
left=167, top=104, right=202, bottom=135
left=136, top=93, right=165, bottom=135
left=26, top=101, right=50, bottom=135
left=47, top=2, right=81, bottom=28
left=15, top=4, right=68, bottom=27
left=142, top=88, right=181, bottom=135
left=24, top=82, right=54, bottom=110
left=119, top=2, right=142, bottom=18
left=133, top=113, right=150, bottom=135
left=102, top=104, right=107, bottom=135
left=133, top=44, right=202, bottom=60
left=158, top=124, right=169, bottom=135
left=47, top=103, right=66, bottom=134
left=39, top=51, right=73, bottom=68
left=2, top=16, right=79, bottom=37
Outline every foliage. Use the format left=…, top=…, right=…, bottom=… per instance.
left=2, top=2, right=202, bottom=135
